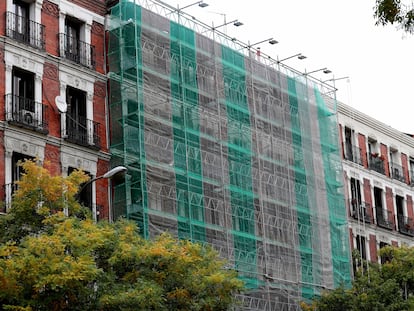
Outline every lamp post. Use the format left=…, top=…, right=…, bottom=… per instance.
left=76, top=166, right=127, bottom=221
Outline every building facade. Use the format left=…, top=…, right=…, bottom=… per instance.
left=106, top=1, right=351, bottom=309
left=338, top=102, right=414, bottom=265
left=0, top=0, right=110, bottom=219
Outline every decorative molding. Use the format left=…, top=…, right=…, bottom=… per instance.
left=94, top=81, right=106, bottom=98
left=91, top=22, right=104, bottom=35
left=42, top=0, right=60, bottom=18
left=4, top=136, right=45, bottom=161
left=43, top=62, right=59, bottom=81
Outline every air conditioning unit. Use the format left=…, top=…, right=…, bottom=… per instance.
left=19, top=109, right=35, bottom=126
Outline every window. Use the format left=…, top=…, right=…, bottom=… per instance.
left=12, top=67, right=35, bottom=125
left=60, top=15, right=95, bottom=68
left=11, top=0, right=29, bottom=43
left=11, top=152, right=34, bottom=193
left=6, top=0, right=45, bottom=50
left=410, top=159, right=414, bottom=185
left=350, top=178, right=369, bottom=222
left=66, top=86, right=87, bottom=145
left=374, top=187, right=391, bottom=230
left=379, top=242, right=390, bottom=264
left=355, top=235, right=367, bottom=260
left=395, top=195, right=411, bottom=235
left=13, top=67, right=34, bottom=108
left=344, top=127, right=354, bottom=160
left=64, top=17, right=81, bottom=63
left=69, top=167, right=92, bottom=210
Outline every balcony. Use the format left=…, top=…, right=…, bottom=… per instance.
left=59, top=33, right=96, bottom=69
left=368, top=153, right=385, bottom=175
left=65, top=115, right=101, bottom=149
left=343, top=143, right=363, bottom=166
left=390, top=163, right=406, bottom=183
left=350, top=200, right=372, bottom=223
left=5, top=11, right=45, bottom=50
left=375, top=207, right=393, bottom=230
left=5, top=94, right=49, bottom=134
left=397, top=215, right=414, bottom=237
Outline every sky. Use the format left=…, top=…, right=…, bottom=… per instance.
left=162, top=0, right=414, bottom=133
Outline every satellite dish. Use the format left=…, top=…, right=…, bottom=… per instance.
left=55, top=95, right=67, bottom=113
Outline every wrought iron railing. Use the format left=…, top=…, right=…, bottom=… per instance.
left=59, top=33, right=96, bottom=69
left=65, top=115, right=101, bottom=149
left=5, top=94, right=49, bottom=133
left=5, top=11, right=45, bottom=50
left=343, top=143, right=363, bottom=165
left=390, top=162, right=406, bottom=183
left=368, top=153, right=385, bottom=175
left=375, top=207, right=393, bottom=230
left=397, top=215, right=414, bottom=237
left=350, top=200, right=372, bottom=223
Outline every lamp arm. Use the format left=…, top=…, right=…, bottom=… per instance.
left=75, top=175, right=103, bottom=201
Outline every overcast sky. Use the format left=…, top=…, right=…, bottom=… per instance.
left=163, top=0, right=414, bottom=133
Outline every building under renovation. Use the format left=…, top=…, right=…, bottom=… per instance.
left=106, top=0, right=352, bottom=309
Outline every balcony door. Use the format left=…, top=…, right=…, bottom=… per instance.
left=344, top=127, right=354, bottom=160
left=65, top=18, right=80, bottom=63
left=12, top=67, right=35, bottom=125
left=66, top=87, right=87, bottom=145
left=350, top=177, right=362, bottom=217
left=12, top=0, right=29, bottom=43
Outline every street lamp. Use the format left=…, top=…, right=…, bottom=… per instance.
left=304, top=67, right=331, bottom=75
left=203, top=19, right=243, bottom=33
left=241, top=37, right=278, bottom=50
left=76, top=166, right=127, bottom=221
left=323, top=76, right=349, bottom=84
left=212, top=19, right=243, bottom=30
left=172, top=0, right=208, bottom=13
left=277, top=53, right=307, bottom=64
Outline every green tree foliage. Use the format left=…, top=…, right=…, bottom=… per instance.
left=301, top=247, right=414, bottom=311
left=0, top=160, right=244, bottom=310
left=374, top=0, right=414, bottom=33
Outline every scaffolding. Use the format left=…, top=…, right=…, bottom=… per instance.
left=107, top=1, right=352, bottom=309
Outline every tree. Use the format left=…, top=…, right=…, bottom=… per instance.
left=0, top=160, right=244, bottom=310
left=374, top=0, right=414, bottom=33
left=301, top=247, right=414, bottom=311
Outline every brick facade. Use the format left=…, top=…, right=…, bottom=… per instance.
left=0, top=0, right=109, bottom=219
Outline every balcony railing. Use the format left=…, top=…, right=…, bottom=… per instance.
left=350, top=200, right=372, bottom=223
left=390, top=163, right=406, bottom=183
left=5, top=94, right=49, bottom=134
left=343, top=143, right=363, bottom=165
left=65, top=115, right=101, bottom=149
left=397, top=215, right=414, bottom=237
left=5, top=11, right=45, bottom=50
left=375, top=207, right=393, bottom=230
left=368, top=153, right=385, bottom=175
left=59, top=33, right=96, bottom=69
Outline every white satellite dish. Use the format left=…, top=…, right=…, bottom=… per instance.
left=55, top=95, right=67, bottom=113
